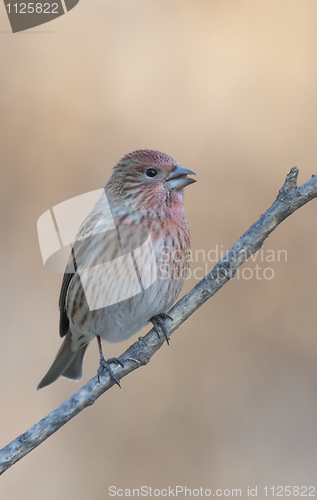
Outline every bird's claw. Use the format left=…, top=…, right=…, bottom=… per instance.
left=97, top=357, right=123, bottom=388
left=150, top=313, right=172, bottom=345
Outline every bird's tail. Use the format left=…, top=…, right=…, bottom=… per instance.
left=37, top=332, right=88, bottom=390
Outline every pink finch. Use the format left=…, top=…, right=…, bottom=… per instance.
left=37, top=150, right=196, bottom=389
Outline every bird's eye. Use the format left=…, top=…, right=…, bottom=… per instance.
left=145, top=168, right=158, bottom=178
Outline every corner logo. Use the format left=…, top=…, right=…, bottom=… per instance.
left=37, top=190, right=157, bottom=311
left=3, top=0, right=79, bottom=33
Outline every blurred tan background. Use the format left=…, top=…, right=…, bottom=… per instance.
left=1, top=0, right=317, bottom=498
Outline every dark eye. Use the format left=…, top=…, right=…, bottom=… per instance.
left=146, top=168, right=158, bottom=178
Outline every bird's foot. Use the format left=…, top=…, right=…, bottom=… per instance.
left=96, top=335, right=123, bottom=387
left=150, top=313, right=173, bottom=345
left=97, top=357, right=124, bottom=388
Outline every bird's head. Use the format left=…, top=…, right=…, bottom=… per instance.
left=106, top=149, right=196, bottom=218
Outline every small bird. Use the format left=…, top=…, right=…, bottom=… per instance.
left=37, top=150, right=196, bottom=389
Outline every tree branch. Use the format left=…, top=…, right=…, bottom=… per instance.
left=1, top=167, right=316, bottom=475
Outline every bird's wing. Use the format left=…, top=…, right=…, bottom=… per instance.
left=58, top=198, right=145, bottom=337
left=58, top=272, right=74, bottom=337
left=58, top=208, right=105, bottom=337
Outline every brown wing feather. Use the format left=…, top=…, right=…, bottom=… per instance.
left=58, top=207, right=104, bottom=337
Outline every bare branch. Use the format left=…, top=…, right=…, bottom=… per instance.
left=1, top=167, right=316, bottom=475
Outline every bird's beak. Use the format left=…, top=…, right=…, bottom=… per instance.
left=165, top=165, right=197, bottom=190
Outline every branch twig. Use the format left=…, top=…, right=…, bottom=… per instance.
left=1, top=167, right=316, bottom=475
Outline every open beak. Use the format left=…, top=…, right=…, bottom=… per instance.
left=165, top=165, right=197, bottom=190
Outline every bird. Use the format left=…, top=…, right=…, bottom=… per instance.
left=37, top=149, right=196, bottom=389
